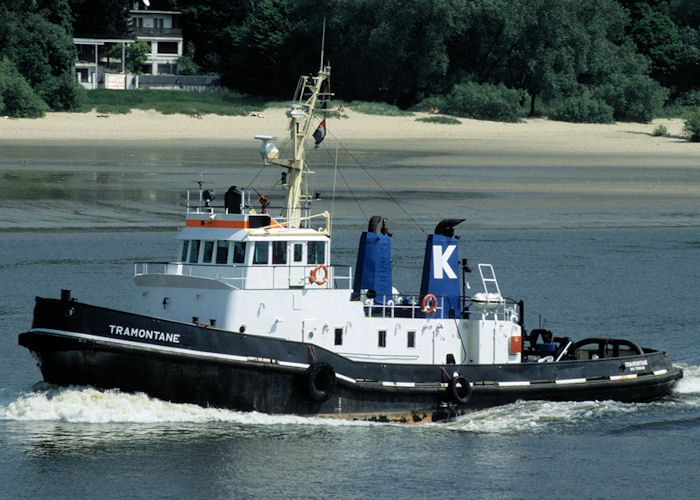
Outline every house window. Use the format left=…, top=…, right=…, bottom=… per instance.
left=157, top=42, right=178, bottom=55
left=233, top=242, right=246, bottom=264
left=272, top=241, right=287, bottom=264
left=203, top=241, right=214, bottom=263
left=253, top=241, right=269, bottom=264
left=157, top=64, right=175, bottom=75
left=334, top=328, right=343, bottom=346
left=189, top=240, right=200, bottom=263
left=407, top=331, right=416, bottom=348
left=378, top=330, right=387, bottom=348
left=216, top=241, right=229, bottom=264
left=181, top=240, right=189, bottom=262
left=307, top=241, right=325, bottom=264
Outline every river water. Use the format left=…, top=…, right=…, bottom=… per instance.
left=0, top=140, right=698, bottom=498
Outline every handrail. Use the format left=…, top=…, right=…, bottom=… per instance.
left=134, top=261, right=352, bottom=290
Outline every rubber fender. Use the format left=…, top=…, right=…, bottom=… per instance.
left=450, top=375, right=472, bottom=404
left=307, top=361, right=337, bottom=402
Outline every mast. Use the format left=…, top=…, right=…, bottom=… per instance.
left=266, top=64, right=331, bottom=228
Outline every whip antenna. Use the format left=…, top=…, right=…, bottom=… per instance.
left=319, top=18, right=326, bottom=71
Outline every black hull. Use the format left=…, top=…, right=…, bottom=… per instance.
left=19, top=297, right=683, bottom=423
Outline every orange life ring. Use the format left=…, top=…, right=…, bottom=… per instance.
left=309, top=264, right=328, bottom=285
left=422, top=294, right=437, bottom=315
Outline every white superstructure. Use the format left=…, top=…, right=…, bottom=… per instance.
left=131, top=64, right=523, bottom=367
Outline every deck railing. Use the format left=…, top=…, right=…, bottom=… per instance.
left=134, top=262, right=352, bottom=290
left=356, top=291, right=521, bottom=321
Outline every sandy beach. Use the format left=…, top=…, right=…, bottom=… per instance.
left=0, top=107, right=697, bottom=232
left=0, top=109, right=697, bottom=164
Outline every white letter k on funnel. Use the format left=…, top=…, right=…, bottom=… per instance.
left=432, top=245, right=456, bottom=279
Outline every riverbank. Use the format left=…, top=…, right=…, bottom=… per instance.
left=0, top=109, right=695, bottom=158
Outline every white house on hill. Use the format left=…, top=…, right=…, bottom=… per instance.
left=73, top=2, right=184, bottom=89
left=130, top=3, right=183, bottom=75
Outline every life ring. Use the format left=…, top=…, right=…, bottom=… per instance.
left=422, top=294, right=437, bottom=315
left=309, top=264, right=328, bottom=285
left=449, top=375, right=472, bottom=404
left=307, top=361, right=336, bottom=402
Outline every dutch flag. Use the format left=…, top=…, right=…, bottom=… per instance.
left=313, top=119, right=326, bottom=147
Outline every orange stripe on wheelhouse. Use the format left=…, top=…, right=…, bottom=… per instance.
left=185, top=219, right=284, bottom=229
left=186, top=219, right=248, bottom=228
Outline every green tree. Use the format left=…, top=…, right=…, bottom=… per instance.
left=175, top=0, right=253, bottom=74
left=446, top=0, right=616, bottom=115
left=676, top=27, right=700, bottom=91
left=0, top=3, right=81, bottom=112
left=69, top=0, right=130, bottom=38
left=127, top=41, right=151, bottom=73
left=345, top=0, right=456, bottom=106
left=631, top=5, right=680, bottom=85
left=225, top=0, right=312, bottom=97
left=177, top=41, right=200, bottom=75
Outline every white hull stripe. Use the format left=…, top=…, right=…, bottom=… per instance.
left=610, top=374, right=638, bottom=381
left=497, top=381, right=531, bottom=387
left=555, top=378, right=587, bottom=384
left=382, top=381, right=417, bottom=388
left=653, top=369, right=668, bottom=376
left=336, top=373, right=356, bottom=384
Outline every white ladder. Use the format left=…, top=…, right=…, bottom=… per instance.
left=478, top=264, right=502, bottom=296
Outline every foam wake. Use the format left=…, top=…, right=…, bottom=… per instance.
left=0, top=385, right=366, bottom=427
left=439, top=399, right=639, bottom=434
left=673, top=363, right=700, bottom=395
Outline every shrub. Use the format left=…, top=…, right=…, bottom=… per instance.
left=94, top=104, right=132, bottom=115
left=415, top=116, right=461, bottom=124
left=683, top=110, right=700, bottom=142
left=39, top=73, right=85, bottom=111
left=0, top=57, right=48, bottom=117
left=593, top=74, right=668, bottom=123
left=548, top=94, right=614, bottom=123
left=678, top=90, right=700, bottom=107
left=412, top=95, right=448, bottom=113
left=442, top=82, right=525, bottom=122
left=348, top=101, right=413, bottom=116
left=652, top=124, right=669, bottom=136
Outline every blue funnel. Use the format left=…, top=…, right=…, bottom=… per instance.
left=419, top=219, right=465, bottom=318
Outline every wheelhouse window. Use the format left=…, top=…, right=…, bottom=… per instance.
left=181, top=240, right=189, bottom=262
left=189, top=240, right=200, bottom=263
left=203, top=241, right=214, bottom=263
left=216, top=241, right=229, bottom=264
left=293, top=243, right=303, bottom=263
left=407, top=331, right=416, bottom=348
left=378, top=330, right=387, bottom=348
left=272, top=241, right=287, bottom=264
left=334, top=328, right=343, bottom=346
left=253, top=241, right=269, bottom=265
left=233, top=242, right=246, bottom=264
left=307, top=241, right=325, bottom=264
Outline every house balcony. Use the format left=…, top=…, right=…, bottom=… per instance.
left=130, top=27, right=182, bottom=38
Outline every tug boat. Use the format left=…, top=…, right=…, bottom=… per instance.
left=19, top=64, right=682, bottom=423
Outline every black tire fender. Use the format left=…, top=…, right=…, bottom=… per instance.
left=449, top=375, right=472, bottom=404
left=307, top=361, right=337, bottom=402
